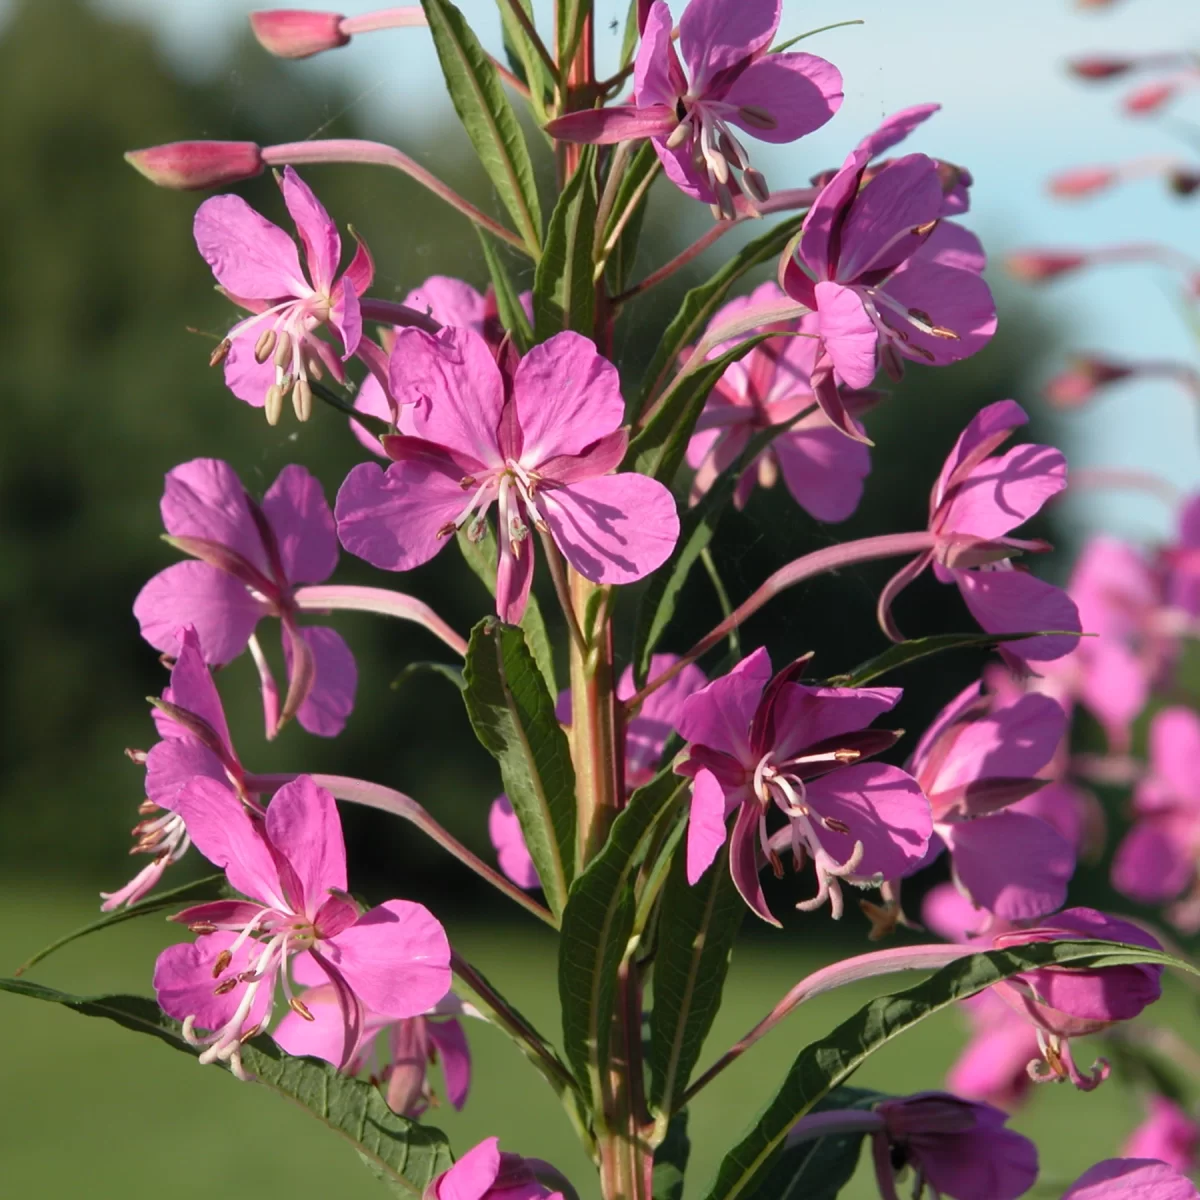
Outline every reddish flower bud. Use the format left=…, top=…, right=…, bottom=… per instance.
left=1045, top=356, right=1133, bottom=408
left=1068, top=57, right=1135, bottom=80
left=1006, top=250, right=1087, bottom=282
left=249, top=10, right=350, bottom=59
left=1126, top=81, right=1177, bottom=115
left=1169, top=168, right=1200, bottom=197
left=1049, top=166, right=1117, bottom=198
left=124, top=141, right=265, bottom=190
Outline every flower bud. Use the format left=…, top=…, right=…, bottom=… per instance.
left=1045, top=356, right=1133, bottom=408
left=1006, top=250, right=1087, bottom=282
left=124, top=141, right=264, bottom=190
left=1169, top=168, right=1200, bottom=197
left=249, top=10, right=350, bottom=58
left=1049, top=166, right=1117, bottom=198
left=1126, top=81, right=1177, bottom=116
left=1068, top=57, right=1135, bottom=80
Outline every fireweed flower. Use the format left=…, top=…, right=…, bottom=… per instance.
left=677, top=647, right=931, bottom=925
left=102, top=625, right=252, bottom=910
left=154, top=775, right=451, bottom=1080
left=335, top=328, right=680, bottom=623
left=990, top=908, right=1164, bottom=1091
left=134, top=458, right=356, bottom=738
left=425, top=1137, right=565, bottom=1200
left=1124, top=1097, right=1200, bottom=1173
left=491, top=655, right=706, bottom=889
left=685, top=282, right=872, bottom=518
left=195, top=165, right=372, bottom=423
left=274, top=970, right=472, bottom=1117
left=878, top=400, right=1081, bottom=663
left=907, top=681, right=1076, bottom=921
left=544, top=0, right=843, bottom=217
left=1063, top=1159, right=1200, bottom=1200
left=778, top=142, right=996, bottom=438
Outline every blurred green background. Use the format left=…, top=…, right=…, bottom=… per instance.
left=0, top=0, right=1191, bottom=1196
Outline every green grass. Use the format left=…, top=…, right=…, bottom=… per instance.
left=0, top=883, right=1190, bottom=1198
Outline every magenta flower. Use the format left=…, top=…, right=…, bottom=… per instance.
left=1064, top=1159, right=1200, bottom=1200
left=134, top=458, right=356, bottom=738
left=544, top=0, right=842, bottom=216
left=336, top=328, right=680, bottom=623
left=677, top=647, right=931, bottom=925
left=685, top=282, right=872, bottom=519
left=196, top=166, right=372, bottom=423
left=1124, top=1097, right=1200, bottom=1173
left=488, top=795, right=541, bottom=891
left=102, top=625, right=252, bottom=909
left=274, top=969, right=472, bottom=1118
left=155, top=774, right=451, bottom=1080
left=425, top=1138, right=565, bottom=1200
left=879, top=400, right=1081, bottom=663
left=908, top=681, right=1076, bottom=921
left=778, top=144, right=995, bottom=438
left=1112, top=708, right=1200, bottom=908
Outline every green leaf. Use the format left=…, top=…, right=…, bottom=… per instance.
left=701, top=939, right=1200, bottom=1200
left=14, top=873, right=226, bottom=976
left=497, top=0, right=554, bottom=124
left=823, top=630, right=1075, bottom=688
left=556, top=0, right=587, bottom=73
left=770, top=20, right=864, bottom=53
left=742, top=1087, right=886, bottom=1200
left=603, top=142, right=660, bottom=295
left=0, top=979, right=453, bottom=1194
left=476, top=227, right=534, bottom=353
left=635, top=216, right=805, bottom=417
left=457, top=524, right=556, bottom=693
left=648, top=846, right=743, bottom=1116
left=463, top=618, right=576, bottom=917
left=533, top=147, right=597, bottom=340
left=653, top=1110, right=691, bottom=1200
left=421, top=0, right=543, bottom=254
left=559, top=770, right=688, bottom=1103
left=390, top=661, right=465, bottom=693
left=626, top=333, right=774, bottom=483
left=619, top=0, right=641, bottom=69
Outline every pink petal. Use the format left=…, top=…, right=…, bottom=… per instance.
left=1111, top=819, right=1196, bottom=904
left=939, top=444, right=1067, bottom=541
left=920, top=880, right=991, bottom=943
left=404, top=276, right=486, bottom=330
left=723, top=53, right=843, bottom=144
left=495, top=520, right=536, bottom=624
left=620, top=656, right=708, bottom=785
left=634, top=2, right=683, bottom=108
left=944, top=812, right=1074, bottom=920
left=264, top=776, right=347, bottom=915
left=1011, top=781, right=1093, bottom=853
left=806, top=763, right=932, bottom=879
left=160, top=625, right=235, bottom=752
left=934, top=400, right=1029, bottom=507
left=272, top=982, right=351, bottom=1064
left=547, top=104, right=678, bottom=143
left=854, top=104, right=940, bottom=159
left=729, top=798, right=778, bottom=925
left=428, top=1018, right=471, bottom=1110
left=880, top=258, right=998, bottom=368
left=799, top=150, right=869, bottom=280
left=335, top=460, right=470, bottom=572
left=171, top=776, right=287, bottom=909
left=774, top=422, right=870, bottom=522
left=223, top=328, right=275, bottom=406
left=329, top=277, right=362, bottom=357
left=909, top=681, right=982, bottom=781
left=1063, top=1159, right=1200, bottom=1199
left=679, top=0, right=778, bottom=91
left=488, top=795, right=541, bottom=890
left=905, top=1102, right=1038, bottom=1200
left=342, top=233, right=374, bottom=297
left=1148, top=707, right=1200, bottom=804
left=954, top=569, right=1082, bottom=661
left=539, top=474, right=679, bottom=585
left=538, top=429, right=630, bottom=485
left=194, top=193, right=307, bottom=299
left=161, top=458, right=268, bottom=571
left=326, top=899, right=451, bottom=1019
left=920, top=220, right=987, bottom=273
left=351, top=372, right=392, bottom=456
left=947, top=1016, right=1038, bottom=1110
left=144, top=739, right=228, bottom=809
left=154, top=930, right=274, bottom=1030
left=436, top=1138, right=501, bottom=1200
left=261, top=464, right=338, bottom=584
left=1123, top=1097, right=1200, bottom=1172
left=686, top=769, right=731, bottom=883
left=678, top=647, right=772, bottom=761
left=813, top=281, right=878, bottom=390
left=280, top=167, right=339, bottom=292
left=770, top=683, right=902, bottom=762
left=389, top=327, right=504, bottom=467
left=285, top=625, right=357, bottom=737
left=134, top=562, right=266, bottom=665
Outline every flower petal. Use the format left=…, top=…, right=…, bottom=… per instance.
left=264, top=775, right=347, bottom=914
left=813, top=281, right=878, bottom=390
left=774, top=421, right=870, bottom=522
left=799, top=150, right=868, bottom=280
left=687, top=769, right=731, bottom=884
left=723, top=53, right=843, bottom=144
left=678, top=646, right=772, bottom=761
left=194, top=193, right=307, bottom=299
left=428, top=1018, right=472, bottom=1110
left=679, top=0, right=778, bottom=90
left=154, top=930, right=274, bottom=1030
left=729, top=796, right=779, bottom=925
left=620, top=656, right=708, bottom=786
left=911, top=1109, right=1039, bottom=1200
left=855, top=104, right=940, bottom=159
left=1063, top=1158, right=1200, bottom=1199
left=161, top=458, right=268, bottom=571
left=954, top=569, right=1082, bottom=661
left=272, top=982, right=352, bottom=1064
left=159, top=625, right=235, bottom=752
left=284, top=625, right=357, bottom=738
left=144, top=738, right=228, bottom=808
left=881, top=258, right=998, bottom=368
left=635, top=2, right=683, bottom=108
left=261, top=464, right=338, bottom=584
left=280, top=167, right=339, bottom=292
left=939, top=443, right=1067, bottom=541
left=1111, top=818, right=1196, bottom=904
left=436, top=1138, right=501, bottom=1200
left=770, top=683, right=902, bottom=762
left=1148, top=707, right=1200, bottom=805
left=488, top=795, right=541, bottom=890
left=547, top=104, right=678, bottom=144
left=222, top=328, right=274, bottom=407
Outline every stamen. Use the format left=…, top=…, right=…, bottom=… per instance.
left=265, top=384, right=285, bottom=426
left=737, top=105, right=777, bottom=131
left=289, top=997, right=315, bottom=1022
left=293, top=378, right=313, bottom=422
left=209, top=339, right=231, bottom=368
left=666, top=120, right=692, bottom=150
left=254, top=328, right=278, bottom=364
left=213, top=977, right=239, bottom=995
left=212, top=949, right=233, bottom=978
left=273, top=330, right=293, bottom=370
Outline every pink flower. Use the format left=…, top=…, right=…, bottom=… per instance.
left=102, top=625, right=251, bottom=909
left=908, top=681, right=1076, bottom=921
left=274, top=969, right=472, bottom=1118
left=1124, top=1097, right=1200, bottom=1173
left=155, top=775, right=451, bottom=1080
left=544, top=0, right=842, bottom=216
left=195, top=166, right=372, bottom=423
left=426, top=1138, right=565, bottom=1200
left=879, top=400, right=1081, bottom=663
left=1112, top=708, right=1200, bottom=907
left=134, top=458, right=356, bottom=738
left=335, top=328, right=680, bottom=623
left=491, top=655, right=706, bottom=889
left=1064, top=1159, right=1200, bottom=1199
left=677, top=647, right=931, bottom=925
left=778, top=144, right=995, bottom=438
left=684, top=282, right=872, bottom=519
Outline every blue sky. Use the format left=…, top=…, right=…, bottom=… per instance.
left=74, top=1, right=1200, bottom=540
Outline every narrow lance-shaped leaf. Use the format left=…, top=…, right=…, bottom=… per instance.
left=653, top=1110, right=691, bottom=1200
left=602, top=142, right=660, bottom=295
left=0, top=979, right=453, bottom=1195
left=463, top=618, right=576, bottom=918
left=421, top=0, right=543, bottom=254
left=534, top=146, right=597, bottom=340
left=559, top=770, right=688, bottom=1101
left=390, top=661, right=465, bottom=693
left=701, top=939, right=1200, bottom=1200
left=497, top=0, right=554, bottom=124
left=476, top=227, right=534, bottom=354
left=635, top=215, right=805, bottom=418
left=556, top=0, right=588, bottom=75
left=648, top=845, right=744, bottom=1117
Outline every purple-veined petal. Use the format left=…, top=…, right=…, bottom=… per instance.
left=488, top=795, right=541, bottom=890
left=938, top=444, right=1067, bottom=541
left=881, top=259, right=998, bottom=368
left=813, top=281, right=878, bottom=390
left=329, top=277, right=362, bottom=357
left=264, top=776, right=347, bottom=915
left=282, top=624, right=357, bottom=738
left=261, top=463, right=339, bottom=584
left=678, top=647, right=772, bottom=761
left=920, top=220, right=987, bottom=273
left=194, top=192, right=308, bottom=300
left=154, top=930, right=275, bottom=1031
left=799, top=149, right=869, bottom=280
left=679, top=0, right=779, bottom=91
left=161, top=458, right=269, bottom=572
left=159, top=625, right=236, bottom=753
left=954, top=568, right=1082, bottom=661
left=635, top=1, right=683, bottom=108
left=770, top=683, right=902, bottom=763
left=144, top=739, right=228, bottom=809
left=343, top=231, right=374, bottom=297
left=687, top=769, right=731, bottom=883
left=280, top=166, right=339, bottom=293
left=723, top=53, right=843, bottom=144
left=538, top=430, right=630, bottom=485
left=729, top=797, right=778, bottom=925
left=774, top=421, right=870, bottom=522
left=428, top=1018, right=471, bottom=1110
left=934, top=400, right=1028, bottom=508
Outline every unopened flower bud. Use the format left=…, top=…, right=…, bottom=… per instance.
left=1068, top=57, right=1135, bottom=80
left=1125, top=81, right=1177, bottom=116
left=1045, top=356, right=1133, bottom=408
left=1049, top=166, right=1117, bottom=199
left=250, top=10, right=350, bottom=59
left=124, top=141, right=265, bottom=190
left=1006, top=250, right=1087, bottom=282
left=1169, top=168, right=1200, bottom=197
